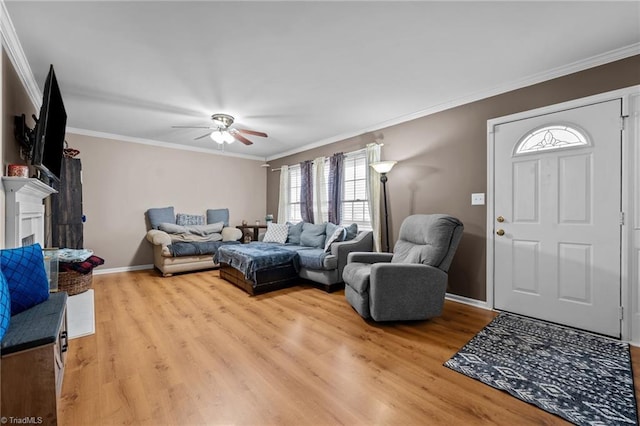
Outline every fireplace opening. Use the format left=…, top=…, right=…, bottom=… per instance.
left=22, top=234, right=35, bottom=246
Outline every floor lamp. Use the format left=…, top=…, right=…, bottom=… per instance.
left=370, top=161, right=397, bottom=252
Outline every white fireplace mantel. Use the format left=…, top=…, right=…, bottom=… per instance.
left=2, top=177, right=57, bottom=248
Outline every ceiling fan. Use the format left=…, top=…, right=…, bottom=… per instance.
left=172, top=113, right=267, bottom=145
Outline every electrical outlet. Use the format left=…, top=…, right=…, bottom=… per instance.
left=471, top=193, right=485, bottom=205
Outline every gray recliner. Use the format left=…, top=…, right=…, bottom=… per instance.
left=342, top=214, right=464, bottom=321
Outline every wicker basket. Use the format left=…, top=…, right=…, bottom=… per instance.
left=58, top=270, right=93, bottom=296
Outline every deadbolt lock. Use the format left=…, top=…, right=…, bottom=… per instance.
left=497, top=216, right=505, bottom=223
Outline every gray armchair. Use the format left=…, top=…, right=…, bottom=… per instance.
left=342, top=214, right=463, bottom=321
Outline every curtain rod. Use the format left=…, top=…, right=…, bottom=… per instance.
left=270, top=143, right=382, bottom=172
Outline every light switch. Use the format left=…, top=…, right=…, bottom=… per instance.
left=471, top=193, right=485, bottom=205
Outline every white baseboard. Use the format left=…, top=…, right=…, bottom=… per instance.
left=93, top=264, right=154, bottom=275
left=445, top=293, right=492, bottom=311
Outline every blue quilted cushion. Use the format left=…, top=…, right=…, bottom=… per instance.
left=0, top=243, right=50, bottom=315
left=0, top=269, right=10, bottom=341
left=176, top=213, right=205, bottom=226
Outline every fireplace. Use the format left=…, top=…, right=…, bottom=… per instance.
left=22, top=234, right=35, bottom=247
left=2, top=177, right=57, bottom=248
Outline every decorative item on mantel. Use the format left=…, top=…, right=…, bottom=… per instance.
left=265, top=214, right=274, bottom=223
left=6, top=164, right=29, bottom=178
left=63, top=141, right=80, bottom=158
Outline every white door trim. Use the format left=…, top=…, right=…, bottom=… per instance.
left=486, top=85, right=640, bottom=343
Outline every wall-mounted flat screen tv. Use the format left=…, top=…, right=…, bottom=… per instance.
left=31, top=64, right=66, bottom=183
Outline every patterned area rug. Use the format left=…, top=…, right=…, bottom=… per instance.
left=445, top=312, right=638, bottom=425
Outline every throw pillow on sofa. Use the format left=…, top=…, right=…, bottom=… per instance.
left=325, top=222, right=346, bottom=243
left=263, top=223, right=289, bottom=244
left=286, top=221, right=304, bottom=244
left=324, top=226, right=346, bottom=253
left=176, top=213, right=205, bottom=226
left=159, top=222, right=188, bottom=234
left=206, top=208, right=230, bottom=227
left=0, top=243, right=50, bottom=316
left=159, top=222, right=224, bottom=236
left=147, top=206, right=175, bottom=229
left=344, top=223, right=358, bottom=241
left=222, top=227, right=243, bottom=242
left=324, top=224, right=346, bottom=253
left=300, top=223, right=327, bottom=248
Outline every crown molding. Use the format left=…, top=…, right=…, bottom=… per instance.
left=0, top=0, right=41, bottom=109
left=66, top=127, right=265, bottom=161
left=268, top=42, right=640, bottom=161
left=2, top=0, right=637, bottom=161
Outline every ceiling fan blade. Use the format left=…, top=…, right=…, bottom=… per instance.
left=194, top=132, right=211, bottom=140
left=172, top=125, right=212, bottom=129
left=235, top=128, right=268, bottom=138
left=230, top=131, right=253, bottom=145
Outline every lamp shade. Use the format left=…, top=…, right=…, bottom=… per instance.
left=370, top=161, right=397, bottom=174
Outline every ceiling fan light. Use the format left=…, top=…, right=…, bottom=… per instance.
left=210, top=130, right=226, bottom=144
left=223, top=132, right=235, bottom=143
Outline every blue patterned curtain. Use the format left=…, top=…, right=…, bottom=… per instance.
left=328, top=153, right=344, bottom=224
left=300, top=160, right=314, bottom=223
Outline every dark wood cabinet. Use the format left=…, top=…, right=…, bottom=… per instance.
left=51, top=157, right=83, bottom=249
left=1, top=293, right=68, bottom=425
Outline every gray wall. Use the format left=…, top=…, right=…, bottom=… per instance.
left=65, top=132, right=267, bottom=270
left=266, top=55, right=640, bottom=301
left=0, top=48, right=269, bottom=267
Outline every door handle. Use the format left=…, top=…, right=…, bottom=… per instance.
left=496, top=229, right=505, bottom=236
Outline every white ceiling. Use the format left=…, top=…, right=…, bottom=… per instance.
left=4, top=1, right=640, bottom=161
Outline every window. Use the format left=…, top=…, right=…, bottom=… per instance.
left=287, top=165, right=302, bottom=222
left=342, top=151, right=371, bottom=228
left=516, top=125, right=589, bottom=154
left=281, top=150, right=371, bottom=228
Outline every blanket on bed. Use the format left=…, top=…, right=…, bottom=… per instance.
left=168, top=240, right=240, bottom=257
left=215, top=242, right=300, bottom=283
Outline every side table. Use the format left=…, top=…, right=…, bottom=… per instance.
left=236, top=224, right=267, bottom=243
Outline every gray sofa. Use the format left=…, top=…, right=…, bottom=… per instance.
left=274, top=230, right=373, bottom=288
left=343, top=214, right=463, bottom=321
left=220, top=222, right=374, bottom=292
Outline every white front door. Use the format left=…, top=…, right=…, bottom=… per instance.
left=493, top=99, right=622, bottom=337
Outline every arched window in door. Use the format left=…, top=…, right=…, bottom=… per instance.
left=515, top=124, right=589, bottom=155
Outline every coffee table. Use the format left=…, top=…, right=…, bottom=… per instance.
left=217, top=243, right=299, bottom=295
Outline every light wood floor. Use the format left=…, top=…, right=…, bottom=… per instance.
left=59, top=269, right=640, bottom=425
